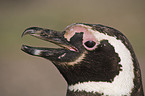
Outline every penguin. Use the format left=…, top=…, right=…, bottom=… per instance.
left=21, top=23, right=144, bottom=96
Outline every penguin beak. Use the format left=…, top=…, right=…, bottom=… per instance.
left=21, top=27, right=78, bottom=61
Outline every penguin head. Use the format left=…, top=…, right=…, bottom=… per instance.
left=21, top=23, right=143, bottom=95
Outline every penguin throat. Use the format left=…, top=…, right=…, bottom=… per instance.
left=57, top=40, right=121, bottom=85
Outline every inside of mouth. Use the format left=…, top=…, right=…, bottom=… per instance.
left=22, top=36, right=62, bottom=49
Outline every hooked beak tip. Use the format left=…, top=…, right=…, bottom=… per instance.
left=21, top=29, right=36, bottom=38
left=21, top=27, right=42, bottom=38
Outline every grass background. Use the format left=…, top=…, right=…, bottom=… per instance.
left=0, top=0, right=145, bottom=96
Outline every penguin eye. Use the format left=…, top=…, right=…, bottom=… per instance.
left=84, top=41, right=96, bottom=48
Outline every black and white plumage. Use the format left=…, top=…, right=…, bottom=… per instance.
left=21, top=23, right=144, bottom=96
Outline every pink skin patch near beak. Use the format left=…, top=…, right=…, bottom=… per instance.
left=64, top=25, right=98, bottom=51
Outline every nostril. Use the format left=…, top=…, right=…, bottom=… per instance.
left=40, top=32, right=48, bottom=37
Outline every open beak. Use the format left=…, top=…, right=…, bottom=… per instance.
left=21, top=27, right=78, bottom=61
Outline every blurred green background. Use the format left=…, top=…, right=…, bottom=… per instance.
left=0, top=0, right=145, bottom=96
